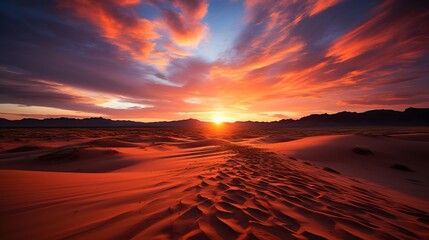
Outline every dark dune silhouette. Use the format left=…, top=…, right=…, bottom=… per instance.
left=0, top=108, right=428, bottom=128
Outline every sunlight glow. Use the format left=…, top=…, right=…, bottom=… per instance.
left=212, top=116, right=226, bottom=125
left=98, top=100, right=152, bottom=109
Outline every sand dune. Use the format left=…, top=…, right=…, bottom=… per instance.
left=1, top=128, right=428, bottom=239
left=176, top=139, right=231, bottom=149
left=387, top=133, right=429, bottom=142
left=262, top=134, right=429, bottom=200
left=255, top=134, right=298, bottom=144
left=84, top=139, right=140, bottom=148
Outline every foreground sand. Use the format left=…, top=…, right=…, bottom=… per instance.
left=0, top=127, right=428, bottom=239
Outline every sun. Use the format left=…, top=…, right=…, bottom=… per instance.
left=212, top=116, right=225, bottom=125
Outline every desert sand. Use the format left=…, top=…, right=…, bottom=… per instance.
left=1, top=127, right=428, bottom=239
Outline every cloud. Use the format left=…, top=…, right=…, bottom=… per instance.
left=59, top=0, right=160, bottom=62
left=203, top=0, right=429, bottom=118
left=0, top=71, right=179, bottom=120
left=0, top=72, right=104, bottom=113
left=151, top=0, right=208, bottom=48
left=308, top=0, right=342, bottom=16
left=327, top=1, right=429, bottom=63
left=163, top=43, right=193, bottom=57
left=60, top=0, right=208, bottom=66
left=166, top=57, right=211, bottom=87
left=203, top=0, right=346, bottom=106
left=258, top=113, right=291, bottom=119
left=338, top=91, right=429, bottom=106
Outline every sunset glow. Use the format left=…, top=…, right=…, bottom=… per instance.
left=212, top=116, right=225, bottom=125
left=0, top=1, right=428, bottom=121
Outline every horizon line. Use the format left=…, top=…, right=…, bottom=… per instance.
left=1, top=107, right=426, bottom=124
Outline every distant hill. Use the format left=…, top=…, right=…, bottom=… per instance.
left=0, top=108, right=428, bottom=128
left=234, top=108, right=429, bottom=128
left=290, top=107, right=429, bottom=127
left=0, top=117, right=208, bottom=128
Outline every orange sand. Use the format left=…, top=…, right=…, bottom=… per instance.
left=1, top=128, right=428, bottom=239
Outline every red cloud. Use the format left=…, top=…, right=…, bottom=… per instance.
left=59, top=0, right=160, bottom=61
left=338, top=91, right=429, bottom=106
left=171, top=0, right=208, bottom=20
left=152, top=0, right=208, bottom=48
left=60, top=0, right=208, bottom=66
left=308, top=0, right=342, bottom=16
left=327, top=1, right=429, bottom=63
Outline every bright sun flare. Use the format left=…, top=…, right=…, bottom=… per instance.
left=212, top=116, right=225, bottom=125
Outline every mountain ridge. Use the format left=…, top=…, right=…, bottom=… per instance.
left=1, top=108, right=428, bottom=128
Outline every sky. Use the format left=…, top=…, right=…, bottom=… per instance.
left=0, top=0, right=428, bottom=122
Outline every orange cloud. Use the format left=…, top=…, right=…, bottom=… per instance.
left=245, top=0, right=341, bottom=21
left=60, top=0, right=208, bottom=67
left=308, top=0, right=342, bottom=16
left=60, top=0, right=160, bottom=62
left=163, top=43, right=193, bottom=57
left=154, top=0, right=208, bottom=48
left=171, top=0, right=208, bottom=20
left=327, top=1, right=428, bottom=63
